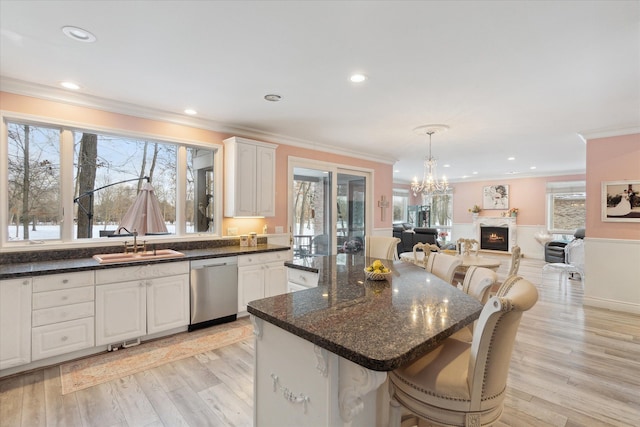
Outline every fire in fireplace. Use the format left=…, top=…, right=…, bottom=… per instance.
left=480, top=226, right=509, bottom=251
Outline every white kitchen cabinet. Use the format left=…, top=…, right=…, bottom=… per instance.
left=95, top=262, right=189, bottom=346
left=224, top=136, right=277, bottom=217
left=238, top=252, right=288, bottom=314
left=95, top=279, right=146, bottom=346
left=0, top=278, right=32, bottom=370
left=287, top=268, right=319, bottom=293
left=31, top=271, right=95, bottom=361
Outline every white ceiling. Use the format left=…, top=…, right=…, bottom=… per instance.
left=1, top=1, right=638, bottom=184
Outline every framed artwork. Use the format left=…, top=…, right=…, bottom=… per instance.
left=483, top=185, right=509, bottom=210
left=602, top=180, right=640, bottom=222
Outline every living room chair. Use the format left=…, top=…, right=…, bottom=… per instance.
left=425, top=252, right=462, bottom=285
left=365, top=236, right=401, bottom=260
left=388, top=275, right=539, bottom=427
left=412, top=242, right=440, bottom=267
left=542, top=238, right=584, bottom=291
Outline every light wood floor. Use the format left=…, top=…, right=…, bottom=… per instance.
left=1, top=258, right=639, bottom=426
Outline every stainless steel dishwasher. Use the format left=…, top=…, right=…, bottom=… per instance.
left=189, top=257, right=238, bottom=331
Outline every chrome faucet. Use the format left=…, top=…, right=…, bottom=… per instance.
left=132, top=229, right=138, bottom=253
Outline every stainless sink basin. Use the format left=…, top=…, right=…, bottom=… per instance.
left=92, top=249, right=185, bottom=264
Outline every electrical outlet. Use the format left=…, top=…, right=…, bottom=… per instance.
left=227, top=227, right=238, bottom=236
left=275, top=226, right=284, bottom=233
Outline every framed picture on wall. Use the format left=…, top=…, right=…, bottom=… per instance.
left=602, top=180, right=640, bottom=222
left=482, top=185, right=509, bottom=210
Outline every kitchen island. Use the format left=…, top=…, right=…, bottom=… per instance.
left=247, top=254, right=483, bottom=427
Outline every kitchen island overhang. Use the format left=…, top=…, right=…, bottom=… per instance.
left=247, top=254, right=483, bottom=426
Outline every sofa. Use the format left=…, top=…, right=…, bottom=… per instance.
left=393, top=223, right=439, bottom=256
left=544, top=228, right=585, bottom=263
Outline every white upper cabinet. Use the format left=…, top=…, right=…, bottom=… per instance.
left=224, top=137, right=277, bottom=217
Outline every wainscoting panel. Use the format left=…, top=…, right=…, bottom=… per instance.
left=584, top=237, right=640, bottom=314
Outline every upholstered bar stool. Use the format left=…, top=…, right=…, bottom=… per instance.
left=424, top=252, right=462, bottom=285
left=366, top=236, right=402, bottom=260
left=388, top=276, right=539, bottom=427
left=450, top=266, right=498, bottom=343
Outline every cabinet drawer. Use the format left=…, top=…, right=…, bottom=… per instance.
left=32, top=301, right=94, bottom=327
left=238, top=250, right=289, bottom=267
left=31, top=317, right=94, bottom=361
left=95, top=261, right=189, bottom=284
left=33, top=271, right=94, bottom=292
left=286, top=268, right=319, bottom=288
left=32, top=286, right=94, bottom=310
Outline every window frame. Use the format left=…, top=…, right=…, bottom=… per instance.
left=1, top=112, right=223, bottom=249
left=546, top=181, right=586, bottom=235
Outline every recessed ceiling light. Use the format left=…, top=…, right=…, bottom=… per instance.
left=61, top=26, right=96, bottom=43
left=530, top=166, right=537, bottom=170
left=184, top=109, right=197, bottom=115
left=443, top=164, right=451, bottom=168
left=472, top=171, right=478, bottom=175
left=507, top=156, right=515, bottom=161
left=60, top=81, right=80, bottom=90
left=264, top=94, right=282, bottom=102
left=394, top=169, right=400, bottom=173
left=350, top=74, right=367, bottom=83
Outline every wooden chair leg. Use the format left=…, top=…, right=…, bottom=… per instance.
left=389, top=397, right=402, bottom=427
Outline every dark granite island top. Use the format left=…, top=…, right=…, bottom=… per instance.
left=248, top=254, right=483, bottom=371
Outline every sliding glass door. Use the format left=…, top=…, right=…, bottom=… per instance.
left=336, top=172, right=366, bottom=254
left=289, top=159, right=370, bottom=258
left=291, top=166, right=333, bottom=257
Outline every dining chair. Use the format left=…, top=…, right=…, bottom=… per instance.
left=412, top=242, right=440, bottom=267
left=457, top=238, right=479, bottom=256
left=388, top=275, right=539, bottom=427
left=365, top=236, right=401, bottom=260
left=425, top=252, right=462, bottom=285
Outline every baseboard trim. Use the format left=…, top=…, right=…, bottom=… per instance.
left=583, top=296, right=640, bottom=315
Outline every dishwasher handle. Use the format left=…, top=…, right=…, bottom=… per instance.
left=191, top=257, right=238, bottom=270
left=192, top=262, right=231, bottom=269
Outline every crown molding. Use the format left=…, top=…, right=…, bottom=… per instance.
left=577, top=126, right=640, bottom=141
left=0, top=77, right=396, bottom=165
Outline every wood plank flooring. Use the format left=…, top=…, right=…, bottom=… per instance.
left=1, top=257, right=639, bottom=426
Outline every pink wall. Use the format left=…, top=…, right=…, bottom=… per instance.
left=394, top=174, right=585, bottom=226
left=450, top=175, right=585, bottom=225
left=586, top=133, right=640, bottom=240
left=1, top=92, right=393, bottom=236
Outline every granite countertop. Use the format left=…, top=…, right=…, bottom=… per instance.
left=248, top=254, right=483, bottom=371
left=0, top=244, right=290, bottom=279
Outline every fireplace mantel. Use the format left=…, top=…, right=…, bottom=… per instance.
left=473, top=216, right=517, bottom=252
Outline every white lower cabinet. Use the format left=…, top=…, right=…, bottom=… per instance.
left=31, top=271, right=95, bottom=361
left=95, top=262, right=190, bottom=346
left=287, top=268, right=319, bottom=292
left=0, top=278, right=32, bottom=370
left=238, top=252, right=288, bottom=314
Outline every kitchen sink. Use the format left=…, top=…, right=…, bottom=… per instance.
left=92, top=249, right=185, bottom=264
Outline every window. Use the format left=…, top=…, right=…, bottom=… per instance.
left=392, top=189, right=409, bottom=223
left=547, top=181, right=586, bottom=234
left=3, top=117, right=221, bottom=246
left=7, top=122, right=61, bottom=241
left=424, top=192, right=453, bottom=239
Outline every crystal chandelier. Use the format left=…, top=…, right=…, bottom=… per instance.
left=411, top=124, right=450, bottom=197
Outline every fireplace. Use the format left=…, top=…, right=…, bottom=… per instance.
left=480, top=226, right=509, bottom=251
left=473, top=216, right=517, bottom=253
